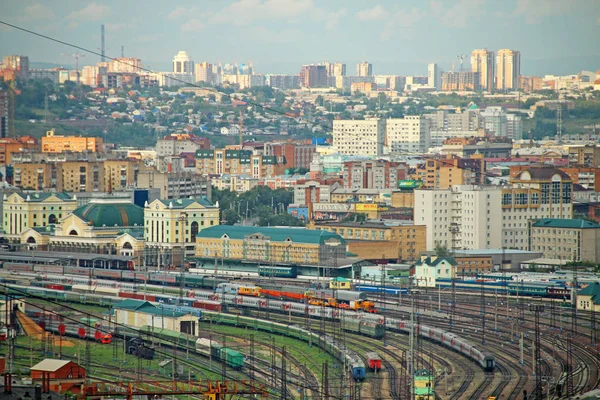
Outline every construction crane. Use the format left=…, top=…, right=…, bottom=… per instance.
left=61, top=52, right=86, bottom=83
left=77, top=379, right=269, bottom=400
left=456, top=54, right=466, bottom=72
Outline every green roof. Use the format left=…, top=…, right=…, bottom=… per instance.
left=532, top=219, right=600, bottom=229
left=197, top=225, right=346, bottom=245
left=158, top=197, right=215, bottom=209
left=416, top=256, right=457, bottom=267
left=114, top=299, right=154, bottom=311
left=20, top=192, right=74, bottom=202
left=578, top=283, right=600, bottom=305
left=32, top=225, right=56, bottom=235
left=73, top=200, right=144, bottom=227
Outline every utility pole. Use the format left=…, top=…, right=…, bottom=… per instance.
left=530, top=304, right=544, bottom=399
left=449, top=223, right=460, bottom=331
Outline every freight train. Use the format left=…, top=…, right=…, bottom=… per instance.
left=199, top=312, right=367, bottom=381
left=141, top=326, right=244, bottom=370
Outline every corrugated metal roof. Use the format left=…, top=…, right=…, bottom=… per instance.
left=30, top=359, right=72, bottom=372
left=532, top=218, right=600, bottom=229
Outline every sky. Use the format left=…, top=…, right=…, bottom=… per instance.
left=1, top=0, right=600, bottom=77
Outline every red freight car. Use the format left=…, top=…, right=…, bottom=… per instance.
left=192, top=300, right=222, bottom=312
left=366, top=352, right=382, bottom=371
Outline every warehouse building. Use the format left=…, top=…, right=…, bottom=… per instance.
left=111, top=299, right=198, bottom=335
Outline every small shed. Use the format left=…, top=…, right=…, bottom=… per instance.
left=30, top=359, right=85, bottom=394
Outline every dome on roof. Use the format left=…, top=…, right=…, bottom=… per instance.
left=72, top=199, right=144, bottom=228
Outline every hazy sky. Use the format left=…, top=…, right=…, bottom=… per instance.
left=1, top=0, right=599, bottom=76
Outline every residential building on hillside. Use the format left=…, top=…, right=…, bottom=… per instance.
left=137, top=171, right=211, bottom=200
left=293, top=179, right=342, bottom=206
left=195, top=149, right=286, bottom=178
left=195, top=225, right=346, bottom=266
left=332, top=119, right=385, bottom=156
left=529, top=219, right=600, bottom=263
left=441, top=72, right=481, bottom=91
left=423, top=109, right=482, bottom=147
left=144, top=197, right=219, bottom=265
left=155, top=133, right=210, bottom=157
left=386, top=116, right=430, bottom=153
left=0, top=136, right=39, bottom=165
left=264, top=142, right=315, bottom=170
left=41, top=130, right=103, bottom=153
left=409, top=155, right=485, bottom=189
left=342, top=160, right=407, bottom=189
left=12, top=159, right=143, bottom=192
left=441, top=137, right=513, bottom=158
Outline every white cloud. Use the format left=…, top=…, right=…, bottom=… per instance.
left=168, top=6, right=198, bottom=19
left=22, top=3, right=56, bottom=20
left=511, top=0, right=570, bottom=24
left=210, top=0, right=314, bottom=25
left=379, top=6, right=427, bottom=40
left=181, top=18, right=205, bottom=32
left=312, top=7, right=347, bottom=31
left=429, top=0, right=486, bottom=28
left=356, top=5, right=386, bottom=21
left=67, top=3, right=110, bottom=22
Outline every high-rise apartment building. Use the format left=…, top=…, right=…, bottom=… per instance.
left=195, top=149, right=286, bottom=178
left=357, top=61, right=372, bottom=77
left=195, top=62, right=214, bottom=84
left=471, top=49, right=495, bottom=92
left=1, top=55, right=29, bottom=79
left=496, top=49, right=520, bottom=91
left=108, top=58, right=142, bottom=73
left=266, top=74, right=300, bottom=90
left=41, top=130, right=103, bottom=153
left=386, top=116, right=431, bottom=153
left=415, top=168, right=573, bottom=251
left=441, top=72, right=481, bottom=91
left=172, top=51, right=194, bottom=74
left=323, top=62, right=346, bottom=77
left=332, top=118, right=385, bottom=156
left=342, top=160, right=407, bottom=189
left=299, top=65, right=328, bottom=88
left=427, top=63, right=441, bottom=90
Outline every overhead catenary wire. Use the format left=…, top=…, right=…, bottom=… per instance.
left=0, top=20, right=335, bottom=134
left=0, top=283, right=347, bottom=400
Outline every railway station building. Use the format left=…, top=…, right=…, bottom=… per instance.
left=195, top=225, right=347, bottom=267
left=577, top=283, right=600, bottom=312
left=17, top=198, right=145, bottom=261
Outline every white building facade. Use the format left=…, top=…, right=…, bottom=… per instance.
left=332, top=118, right=385, bottom=157
left=386, top=116, right=431, bottom=154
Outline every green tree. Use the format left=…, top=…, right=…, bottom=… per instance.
left=221, top=209, right=240, bottom=225
left=434, top=243, right=451, bottom=257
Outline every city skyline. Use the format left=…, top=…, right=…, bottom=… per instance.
left=1, top=0, right=600, bottom=76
